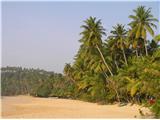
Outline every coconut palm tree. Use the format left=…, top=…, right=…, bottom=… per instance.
left=63, top=63, right=75, bottom=83
left=129, top=6, right=158, bottom=56
left=154, top=34, right=160, bottom=42
left=128, top=29, right=144, bottom=58
left=80, top=16, right=113, bottom=76
left=110, top=24, right=128, bottom=66
left=64, top=63, right=71, bottom=75
left=72, top=59, right=85, bottom=81
left=105, top=38, right=120, bottom=70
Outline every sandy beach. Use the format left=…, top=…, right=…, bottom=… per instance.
left=1, top=95, right=151, bottom=118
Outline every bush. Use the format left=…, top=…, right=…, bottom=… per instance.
left=150, top=99, right=160, bottom=118
left=36, top=84, right=51, bottom=97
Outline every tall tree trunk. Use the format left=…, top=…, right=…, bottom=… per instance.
left=104, top=72, right=109, bottom=78
left=144, top=39, right=148, bottom=56
left=96, top=44, right=113, bottom=76
left=120, top=38, right=128, bottom=66
left=96, top=44, right=120, bottom=102
left=122, top=48, right=128, bottom=66
left=115, top=60, right=119, bottom=70
left=114, top=85, right=120, bottom=102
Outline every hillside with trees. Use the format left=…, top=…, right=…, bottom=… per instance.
left=1, top=66, right=74, bottom=98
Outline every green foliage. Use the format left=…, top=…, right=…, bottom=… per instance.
left=150, top=99, right=160, bottom=118
left=36, top=83, right=51, bottom=97
left=154, top=34, right=160, bottom=42
left=115, top=54, right=160, bottom=101
left=62, top=6, right=159, bottom=117
left=1, top=67, right=49, bottom=96
left=49, top=78, right=77, bottom=98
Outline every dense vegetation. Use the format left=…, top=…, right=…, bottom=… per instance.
left=1, top=66, right=74, bottom=98
left=1, top=6, right=160, bottom=118
left=63, top=6, right=160, bottom=118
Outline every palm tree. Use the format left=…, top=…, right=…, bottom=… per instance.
left=110, top=24, right=128, bottom=66
left=72, top=59, right=85, bottom=81
left=129, top=6, right=158, bottom=56
left=154, top=34, right=160, bottom=42
left=64, top=63, right=71, bottom=75
left=80, top=16, right=113, bottom=76
left=105, top=38, right=120, bottom=70
left=63, top=63, right=75, bottom=83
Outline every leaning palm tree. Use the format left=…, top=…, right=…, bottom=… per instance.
left=110, top=24, right=128, bottom=66
left=80, top=17, right=122, bottom=102
left=80, top=16, right=113, bottom=76
left=129, top=6, right=158, bottom=56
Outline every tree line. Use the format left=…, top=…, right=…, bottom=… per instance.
left=1, top=66, right=75, bottom=98
left=63, top=6, right=160, bottom=118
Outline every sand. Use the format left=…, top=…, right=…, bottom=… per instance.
left=1, top=95, right=152, bottom=118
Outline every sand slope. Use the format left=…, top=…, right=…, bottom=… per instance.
left=1, top=95, right=151, bottom=118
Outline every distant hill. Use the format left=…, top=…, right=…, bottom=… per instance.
left=1, top=66, right=65, bottom=96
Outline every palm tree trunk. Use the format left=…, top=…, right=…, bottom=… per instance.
left=99, top=60, right=120, bottom=102
left=104, top=72, right=109, bottom=78
left=122, top=48, right=128, bottom=66
left=114, top=86, right=120, bottom=102
left=96, top=44, right=120, bottom=102
left=96, top=44, right=113, bottom=76
left=144, top=39, right=148, bottom=56
left=115, top=60, right=119, bottom=70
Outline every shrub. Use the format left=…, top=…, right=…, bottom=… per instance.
left=150, top=99, right=160, bottom=118
left=36, top=84, right=51, bottom=97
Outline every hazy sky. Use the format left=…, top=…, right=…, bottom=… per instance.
left=2, top=1, right=160, bottom=73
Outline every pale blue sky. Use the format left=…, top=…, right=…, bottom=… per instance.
left=2, top=1, right=160, bottom=73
